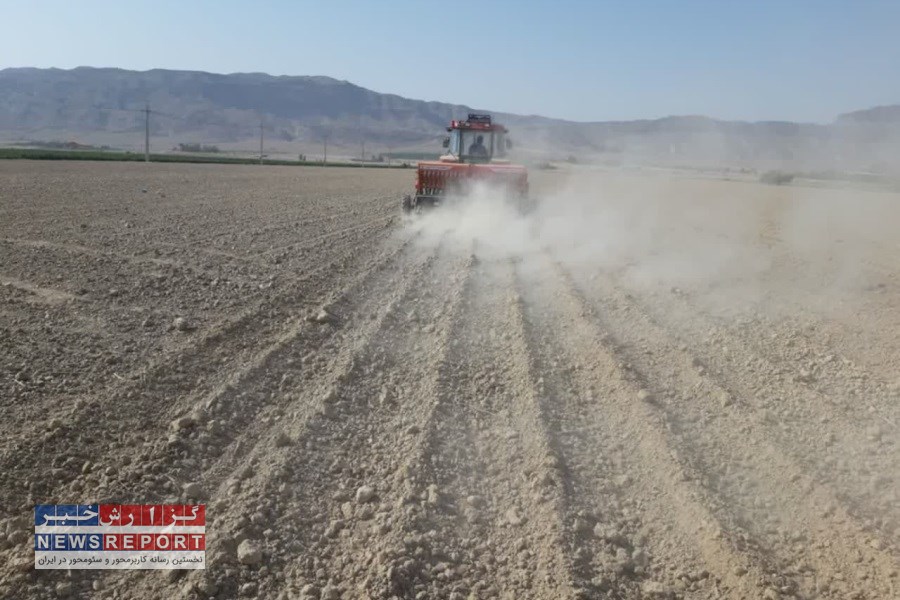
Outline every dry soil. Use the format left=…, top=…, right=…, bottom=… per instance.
left=0, top=161, right=897, bottom=599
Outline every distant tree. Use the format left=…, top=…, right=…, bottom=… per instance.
left=178, top=143, right=220, bottom=153
left=760, top=170, right=795, bottom=185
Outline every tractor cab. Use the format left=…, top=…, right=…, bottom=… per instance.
left=442, top=114, right=512, bottom=164
left=402, top=113, right=528, bottom=213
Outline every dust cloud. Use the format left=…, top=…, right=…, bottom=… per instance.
left=404, top=169, right=900, bottom=317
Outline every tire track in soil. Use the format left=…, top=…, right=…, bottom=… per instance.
left=0, top=211, right=393, bottom=287
left=480, top=258, right=593, bottom=599
left=0, top=238, right=245, bottom=284
left=664, top=303, right=900, bottom=543
left=166, top=241, right=473, bottom=600
left=253, top=214, right=396, bottom=259
left=0, top=216, right=393, bottom=446
left=512, top=260, right=677, bottom=599
left=600, top=271, right=900, bottom=549
left=0, top=277, right=77, bottom=305
left=756, top=232, right=900, bottom=392
left=740, top=313, right=900, bottom=434
left=361, top=256, right=575, bottom=600
left=182, top=237, right=443, bottom=497
left=517, top=255, right=796, bottom=599
left=562, top=263, right=899, bottom=599
left=116, top=201, right=371, bottom=244
left=74, top=236, right=447, bottom=600
left=266, top=247, right=480, bottom=600
left=661, top=274, right=900, bottom=432
left=148, top=213, right=396, bottom=269
left=96, top=230, right=437, bottom=507
left=168, top=209, right=355, bottom=253
left=0, top=307, right=125, bottom=428
left=3, top=210, right=372, bottom=319
left=0, top=219, right=404, bottom=519
left=748, top=312, right=900, bottom=413
left=3, top=183, right=394, bottom=246
left=141, top=212, right=396, bottom=277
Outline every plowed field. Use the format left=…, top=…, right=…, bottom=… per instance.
left=1, top=161, right=897, bottom=599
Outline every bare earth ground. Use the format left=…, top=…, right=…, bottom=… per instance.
left=0, top=161, right=897, bottom=600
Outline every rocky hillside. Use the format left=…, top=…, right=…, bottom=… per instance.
left=0, top=67, right=897, bottom=169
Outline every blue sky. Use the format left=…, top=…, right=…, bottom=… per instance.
left=2, top=0, right=898, bottom=123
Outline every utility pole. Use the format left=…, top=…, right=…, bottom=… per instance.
left=259, top=120, right=264, bottom=165
left=361, top=139, right=365, bottom=163
left=323, top=133, right=328, bottom=164
left=143, top=104, right=150, bottom=162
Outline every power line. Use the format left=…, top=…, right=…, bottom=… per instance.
left=143, top=104, right=150, bottom=162
left=90, top=106, right=178, bottom=119
left=259, top=119, right=264, bottom=165
left=92, top=105, right=171, bottom=160
left=86, top=106, right=287, bottom=162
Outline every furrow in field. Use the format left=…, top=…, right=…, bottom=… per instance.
left=727, top=310, right=899, bottom=434
left=513, top=259, right=691, bottom=599
left=604, top=271, right=899, bottom=549
left=164, top=243, right=472, bottom=600
left=365, top=255, right=576, bottom=599
left=172, top=207, right=362, bottom=250
left=101, top=231, right=435, bottom=503
left=0, top=237, right=243, bottom=284
left=0, top=215, right=393, bottom=451
left=0, top=221, right=403, bottom=518
left=86, top=236, right=447, bottom=600
left=563, top=263, right=899, bottom=599
left=534, top=255, right=799, bottom=599
left=252, top=214, right=394, bottom=259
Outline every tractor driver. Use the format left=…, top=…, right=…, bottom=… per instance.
left=468, top=134, right=488, bottom=158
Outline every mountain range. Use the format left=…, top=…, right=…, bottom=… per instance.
left=1, top=66, right=898, bottom=171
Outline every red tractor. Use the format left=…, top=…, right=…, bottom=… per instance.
left=402, top=114, right=529, bottom=213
